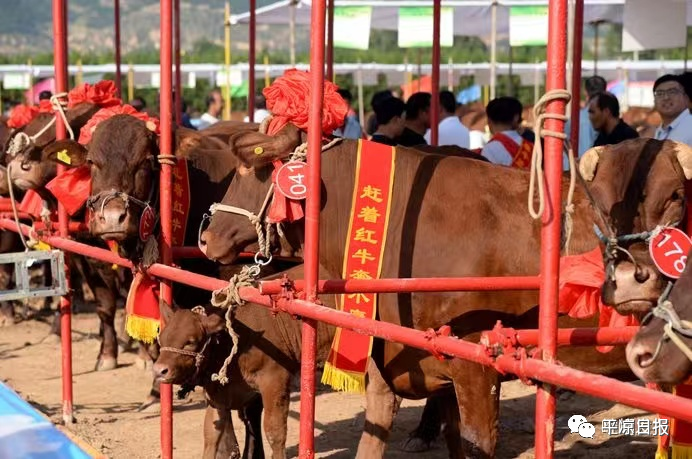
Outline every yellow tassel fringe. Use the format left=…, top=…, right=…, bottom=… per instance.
left=672, top=445, right=692, bottom=459
left=125, top=314, right=160, bottom=344
left=657, top=446, right=669, bottom=459
left=320, top=362, right=366, bottom=394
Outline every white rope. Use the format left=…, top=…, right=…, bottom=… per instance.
left=5, top=163, right=29, bottom=250
left=527, top=89, right=572, bottom=220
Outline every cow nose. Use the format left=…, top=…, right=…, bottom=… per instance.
left=152, top=362, right=170, bottom=379
left=198, top=230, right=210, bottom=255
left=628, top=341, right=656, bottom=369
left=634, top=264, right=651, bottom=284
left=98, top=208, right=127, bottom=227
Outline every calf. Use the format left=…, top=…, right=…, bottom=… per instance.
left=154, top=264, right=336, bottom=459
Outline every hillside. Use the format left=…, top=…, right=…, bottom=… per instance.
left=0, top=0, right=293, bottom=55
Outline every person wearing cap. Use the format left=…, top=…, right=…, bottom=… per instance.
left=653, top=74, right=692, bottom=146
left=370, top=97, right=406, bottom=146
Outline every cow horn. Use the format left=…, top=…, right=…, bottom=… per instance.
left=578, top=146, right=603, bottom=181
left=675, top=142, right=692, bottom=180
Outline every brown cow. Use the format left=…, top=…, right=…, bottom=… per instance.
left=576, top=138, right=692, bottom=318
left=624, top=258, right=692, bottom=385
left=154, top=264, right=337, bottom=459
left=197, top=127, right=665, bottom=457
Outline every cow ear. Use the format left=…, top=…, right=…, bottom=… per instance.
left=228, top=123, right=301, bottom=168
left=675, top=142, right=692, bottom=180
left=43, top=139, right=88, bottom=167
left=200, top=308, right=226, bottom=334
left=578, top=146, right=603, bottom=181
left=160, top=300, right=177, bottom=324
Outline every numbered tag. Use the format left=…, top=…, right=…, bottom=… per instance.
left=649, top=227, right=692, bottom=279
left=139, top=206, right=156, bottom=242
left=275, top=161, right=308, bottom=200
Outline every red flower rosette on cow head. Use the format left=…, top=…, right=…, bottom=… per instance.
left=78, top=104, right=160, bottom=146
left=67, top=80, right=121, bottom=109
left=7, top=105, right=40, bottom=129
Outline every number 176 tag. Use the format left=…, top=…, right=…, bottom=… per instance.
left=649, top=227, right=692, bottom=279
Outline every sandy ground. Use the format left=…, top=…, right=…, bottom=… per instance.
left=0, top=304, right=665, bottom=459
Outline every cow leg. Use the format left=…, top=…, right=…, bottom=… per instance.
left=450, top=360, right=500, bottom=459
left=203, top=404, right=241, bottom=459
left=92, top=279, right=118, bottom=371
left=257, top=371, right=291, bottom=459
left=355, top=358, right=402, bottom=459
left=398, top=393, right=444, bottom=452
left=239, top=395, right=265, bottom=459
left=0, top=262, right=15, bottom=327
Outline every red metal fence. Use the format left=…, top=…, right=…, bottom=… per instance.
left=2, top=1, right=691, bottom=458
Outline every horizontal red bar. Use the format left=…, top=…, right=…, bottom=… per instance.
left=481, top=326, right=640, bottom=348
left=259, top=276, right=541, bottom=294
left=2, top=217, right=689, bottom=424
left=0, top=212, right=34, bottom=221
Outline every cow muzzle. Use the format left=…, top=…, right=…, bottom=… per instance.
left=602, top=260, right=662, bottom=315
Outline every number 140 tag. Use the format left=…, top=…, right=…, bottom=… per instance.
left=649, top=227, right=692, bottom=279
left=275, top=161, right=308, bottom=200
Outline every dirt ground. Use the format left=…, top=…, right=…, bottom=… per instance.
left=0, top=304, right=665, bottom=459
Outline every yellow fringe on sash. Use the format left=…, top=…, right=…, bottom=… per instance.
left=125, top=314, right=160, bottom=344
left=321, top=362, right=366, bottom=394
left=657, top=442, right=669, bottom=459
left=672, top=444, right=692, bottom=459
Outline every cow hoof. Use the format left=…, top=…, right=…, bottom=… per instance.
left=398, top=436, right=433, bottom=453
left=134, top=357, right=154, bottom=371
left=41, top=333, right=61, bottom=344
left=137, top=396, right=160, bottom=413
left=95, top=357, right=117, bottom=371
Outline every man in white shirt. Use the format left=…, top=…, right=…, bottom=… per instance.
left=481, top=97, right=534, bottom=168
left=197, top=89, right=224, bottom=130
left=424, top=90, right=470, bottom=148
left=653, top=74, right=692, bottom=146
left=243, top=94, right=271, bottom=124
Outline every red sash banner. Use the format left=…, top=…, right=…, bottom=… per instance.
left=125, top=158, right=191, bottom=344
left=490, top=132, right=534, bottom=169
left=321, top=139, right=396, bottom=394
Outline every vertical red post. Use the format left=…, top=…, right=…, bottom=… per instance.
left=569, top=0, right=584, bottom=155
left=326, top=0, right=334, bottom=82
left=174, top=0, right=181, bottom=126
left=248, top=0, right=256, bottom=120
left=430, top=0, right=441, bottom=146
left=534, top=1, right=568, bottom=458
left=300, top=0, right=326, bottom=456
left=52, top=0, right=73, bottom=426
left=114, top=0, right=122, bottom=98
left=159, top=1, right=174, bottom=457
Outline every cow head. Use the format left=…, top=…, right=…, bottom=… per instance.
left=578, top=138, right=692, bottom=316
left=198, top=124, right=303, bottom=264
left=48, top=114, right=160, bottom=243
left=152, top=304, right=225, bottom=385
left=625, top=260, right=692, bottom=385
left=6, top=103, right=99, bottom=192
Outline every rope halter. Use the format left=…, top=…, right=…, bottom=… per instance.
left=641, top=282, right=692, bottom=364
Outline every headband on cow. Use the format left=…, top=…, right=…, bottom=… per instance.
left=78, top=104, right=160, bottom=145
left=262, top=68, right=349, bottom=137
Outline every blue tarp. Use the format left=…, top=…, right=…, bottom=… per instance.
left=0, top=382, right=93, bottom=459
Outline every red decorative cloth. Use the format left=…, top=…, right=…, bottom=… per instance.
left=262, top=68, right=348, bottom=137
left=37, top=99, right=54, bottom=114
left=67, top=80, right=121, bottom=109
left=558, top=247, right=639, bottom=353
left=7, top=105, right=40, bottom=129
left=45, top=165, right=92, bottom=216
left=79, top=104, right=160, bottom=145
left=17, top=189, right=46, bottom=219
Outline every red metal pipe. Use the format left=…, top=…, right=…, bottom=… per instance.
left=52, top=0, right=73, bottom=427
left=0, top=211, right=33, bottom=221
left=430, top=0, right=441, bottom=146
left=114, top=0, right=122, bottom=98
left=174, top=0, right=181, bottom=126
left=480, top=325, right=640, bottom=348
left=259, top=275, right=541, bottom=294
left=4, top=219, right=692, bottom=426
left=159, top=0, right=174, bottom=456
left=569, top=0, right=584, bottom=155
left=535, top=1, right=569, bottom=457
left=301, top=0, right=327, bottom=456
left=326, top=0, right=334, bottom=82
left=32, top=221, right=88, bottom=233
left=248, top=0, right=256, bottom=120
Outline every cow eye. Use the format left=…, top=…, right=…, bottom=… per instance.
left=672, top=191, right=682, bottom=201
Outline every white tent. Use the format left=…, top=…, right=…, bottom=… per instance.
left=230, top=0, right=692, bottom=45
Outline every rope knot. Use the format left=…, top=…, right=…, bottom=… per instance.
left=209, top=264, right=262, bottom=386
